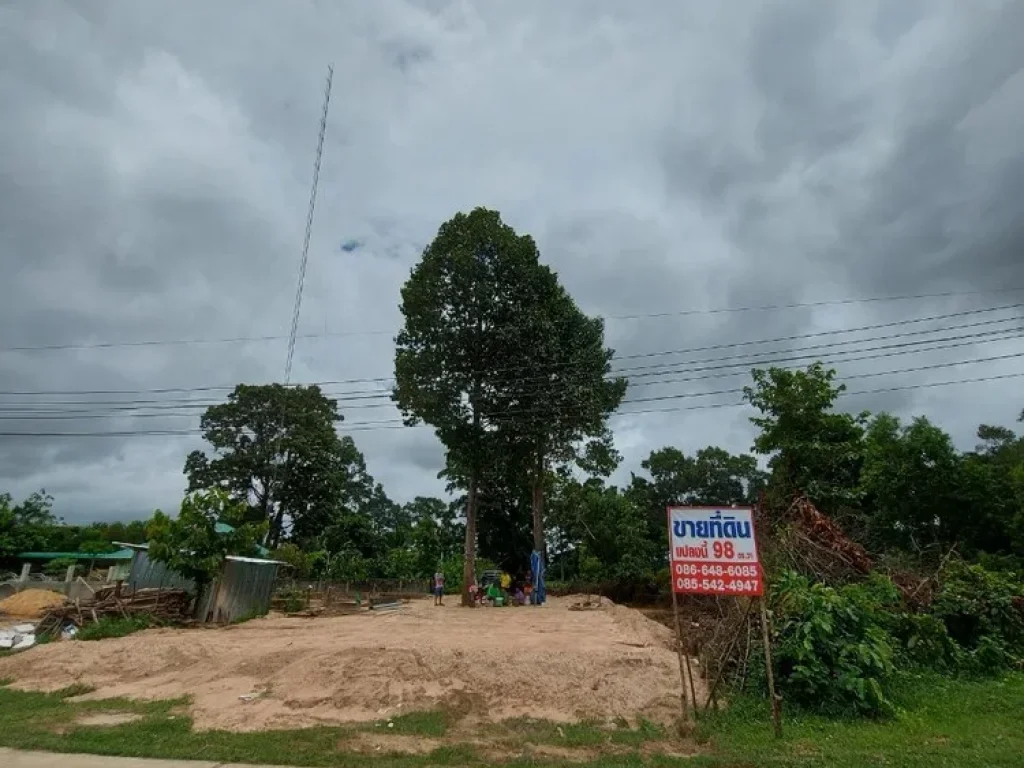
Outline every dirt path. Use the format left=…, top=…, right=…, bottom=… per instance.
left=0, top=748, right=291, bottom=768
left=0, top=596, right=704, bottom=731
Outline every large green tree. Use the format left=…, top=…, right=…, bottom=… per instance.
left=393, top=207, right=556, bottom=604
left=547, top=476, right=658, bottom=583
left=184, top=384, right=373, bottom=548
left=858, top=413, right=963, bottom=551
left=627, top=445, right=767, bottom=549
left=743, top=363, right=867, bottom=514
left=493, top=278, right=627, bottom=555
left=0, top=490, right=55, bottom=564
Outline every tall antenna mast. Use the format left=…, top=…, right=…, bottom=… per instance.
left=264, top=65, right=332, bottom=549
left=284, top=64, right=333, bottom=384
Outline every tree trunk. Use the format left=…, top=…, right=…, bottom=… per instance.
left=268, top=502, right=285, bottom=549
left=462, top=471, right=478, bottom=607
left=531, top=449, right=545, bottom=554
left=463, top=378, right=483, bottom=607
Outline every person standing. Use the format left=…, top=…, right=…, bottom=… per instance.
left=432, top=571, right=445, bottom=606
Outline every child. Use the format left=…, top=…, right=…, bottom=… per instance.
left=432, top=571, right=445, bottom=606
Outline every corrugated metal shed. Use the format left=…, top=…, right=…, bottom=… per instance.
left=126, top=548, right=197, bottom=592
left=120, top=543, right=281, bottom=623
left=205, top=557, right=280, bottom=623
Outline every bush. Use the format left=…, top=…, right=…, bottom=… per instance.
left=769, top=571, right=897, bottom=716
left=929, top=561, right=1024, bottom=671
left=77, top=615, right=153, bottom=641
left=276, top=587, right=308, bottom=613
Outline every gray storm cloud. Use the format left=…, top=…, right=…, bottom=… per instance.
left=1, top=0, right=1022, bottom=521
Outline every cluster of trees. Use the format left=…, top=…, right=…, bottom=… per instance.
left=0, top=490, right=148, bottom=566
left=4, top=208, right=1023, bottom=608
left=745, top=363, right=1024, bottom=559
left=6, top=358, right=1021, bottom=590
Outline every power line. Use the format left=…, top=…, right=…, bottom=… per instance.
left=2, top=304, right=1021, bottom=397
left=4, top=351, right=1023, bottom=423
left=1, top=321, right=1021, bottom=413
left=4, top=337, right=1021, bottom=419
left=3, top=288, right=1022, bottom=354
left=1, top=370, right=1021, bottom=437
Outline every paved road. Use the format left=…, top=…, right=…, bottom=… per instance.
left=0, top=749, right=297, bottom=768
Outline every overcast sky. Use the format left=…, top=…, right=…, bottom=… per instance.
left=2, top=0, right=1023, bottom=523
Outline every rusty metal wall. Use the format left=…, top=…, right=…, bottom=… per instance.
left=207, top=559, right=278, bottom=623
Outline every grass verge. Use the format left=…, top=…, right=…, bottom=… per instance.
left=0, top=673, right=1020, bottom=766
left=695, top=672, right=1024, bottom=767
left=75, top=615, right=154, bottom=641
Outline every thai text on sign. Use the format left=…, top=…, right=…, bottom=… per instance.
left=667, top=506, right=763, bottom=596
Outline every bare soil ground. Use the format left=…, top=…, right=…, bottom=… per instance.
left=0, top=595, right=703, bottom=733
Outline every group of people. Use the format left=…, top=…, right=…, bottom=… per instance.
left=430, top=569, right=538, bottom=607
left=471, top=570, right=536, bottom=606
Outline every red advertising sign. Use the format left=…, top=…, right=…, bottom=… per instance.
left=668, top=506, right=763, bottom=596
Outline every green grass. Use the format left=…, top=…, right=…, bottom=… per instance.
left=76, top=615, right=153, bottom=641
left=694, top=672, right=1024, bottom=767
left=0, top=674, right=1021, bottom=766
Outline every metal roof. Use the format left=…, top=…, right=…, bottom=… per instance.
left=113, top=543, right=280, bottom=565
left=17, top=548, right=135, bottom=561
left=225, top=555, right=284, bottom=565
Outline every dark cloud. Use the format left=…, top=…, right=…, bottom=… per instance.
left=1, top=0, right=1022, bottom=521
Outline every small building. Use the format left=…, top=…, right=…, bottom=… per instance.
left=117, top=543, right=282, bottom=623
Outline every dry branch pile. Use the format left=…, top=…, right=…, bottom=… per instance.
left=34, top=586, right=192, bottom=638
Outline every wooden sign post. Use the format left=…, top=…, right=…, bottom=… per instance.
left=667, top=505, right=781, bottom=735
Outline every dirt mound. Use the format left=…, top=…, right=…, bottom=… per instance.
left=0, top=589, right=65, bottom=617
left=0, top=596, right=703, bottom=732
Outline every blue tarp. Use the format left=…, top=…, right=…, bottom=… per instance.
left=530, top=549, right=546, bottom=605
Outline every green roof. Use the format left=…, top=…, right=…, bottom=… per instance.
left=214, top=522, right=270, bottom=557
left=17, top=548, right=135, bottom=561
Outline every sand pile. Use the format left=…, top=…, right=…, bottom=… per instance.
left=0, top=596, right=703, bottom=732
left=0, top=589, right=65, bottom=618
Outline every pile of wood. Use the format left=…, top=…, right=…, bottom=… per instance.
left=34, top=586, right=192, bottom=638
left=784, top=495, right=874, bottom=577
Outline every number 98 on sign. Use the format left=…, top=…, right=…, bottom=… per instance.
left=667, top=506, right=763, bottom=596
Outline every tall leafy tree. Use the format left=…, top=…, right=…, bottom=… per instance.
left=184, top=384, right=372, bottom=547
left=858, top=413, right=962, bottom=551
left=393, top=207, right=553, bottom=604
left=627, top=445, right=766, bottom=548
left=492, top=279, right=627, bottom=555
left=743, top=363, right=867, bottom=514
left=0, top=490, right=56, bottom=564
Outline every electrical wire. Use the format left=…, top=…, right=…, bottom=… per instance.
left=1, top=303, right=1021, bottom=397
left=1, top=324, right=1021, bottom=417
left=2, top=288, right=1022, bottom=354
left=0, top=369, right=1020, bottom=437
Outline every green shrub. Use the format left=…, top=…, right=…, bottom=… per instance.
left=769, top=571, right=897, bottom=716
left=844, top=573, right=962, bottom=671
left=929, top=561, right=1024, bottom=671
left=276, top=587, right=307, bottom=613
left=76, top=615, right=153, bottom=641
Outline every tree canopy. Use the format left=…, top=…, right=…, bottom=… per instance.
left=184, top=383, right=372, bottom=548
